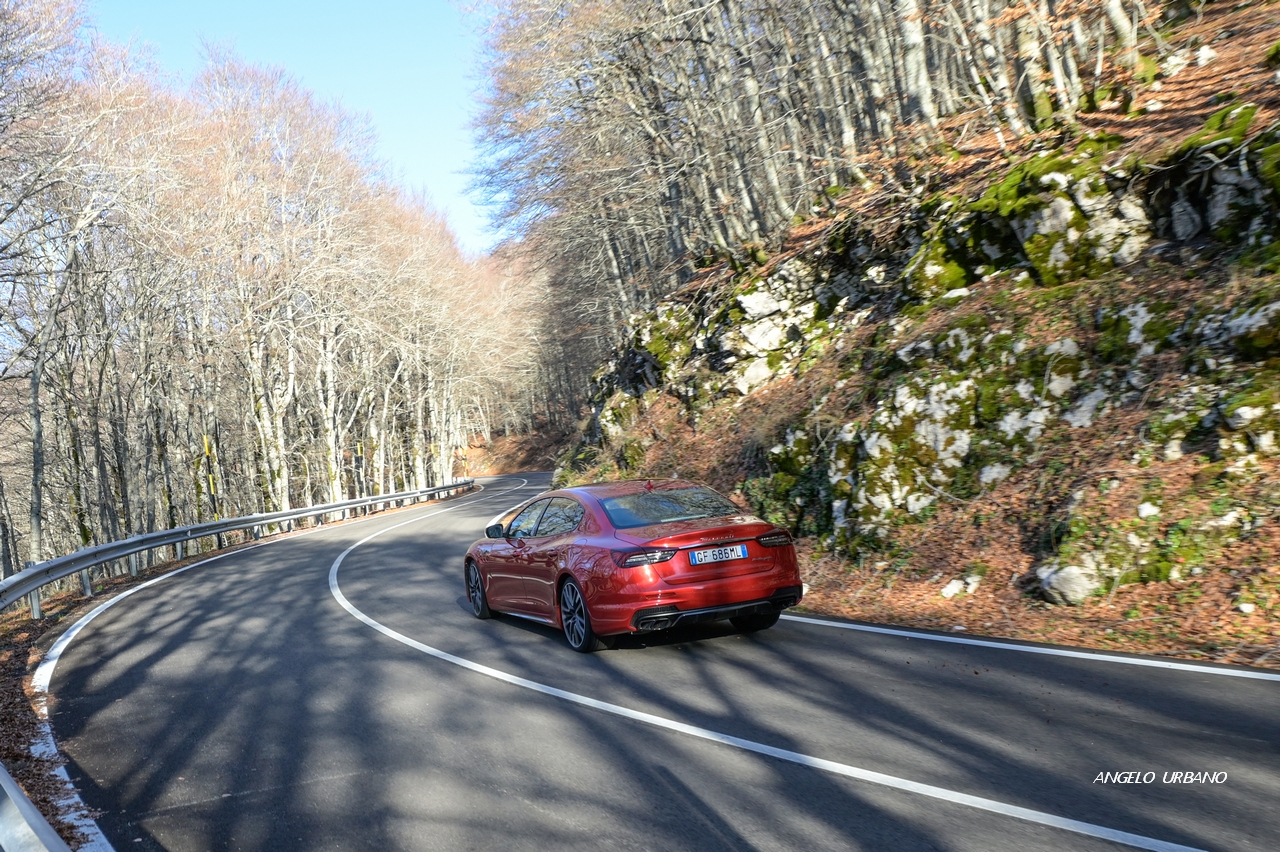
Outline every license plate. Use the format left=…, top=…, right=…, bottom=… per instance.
left=689, top=544, right=747, bottom=565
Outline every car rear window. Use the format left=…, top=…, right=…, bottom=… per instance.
left=599, top=487, right=741, bottom=529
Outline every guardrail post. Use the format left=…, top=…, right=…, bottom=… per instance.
left=80, top=568, right=93, bottom=597
left=129, top=553, right=138, bottom=576
left=175, top=541, right=184, bottom=561
left=25, top=562, right=42, bottom=619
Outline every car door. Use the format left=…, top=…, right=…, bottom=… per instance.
left=485, top=499, right=548, bottom=609
left=523, top=497, right=586, bottom=614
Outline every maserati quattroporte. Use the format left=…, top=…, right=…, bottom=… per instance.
left=463, top=480, right=802, bottom=651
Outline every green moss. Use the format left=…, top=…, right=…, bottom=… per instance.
left=971, top=136, right=1120, bottom=220
left=1147, top=410, right=1198, bottom=444
left=1242, top=242, right=1280, bottom=276
left=974, top=374, right=1012, bottom=426
left=905, top=235, right=971, bottom=301
left=1135, top=53, right=1159, bottom=85
left=1266, top=39, right=1280, bottom=69
left=1221, top=375, right=1280, bottom=420
left=1096, top=309, right=1137, bottom=363
left=1258, top=142, right=1280, bottom=195
left=617, top=439, right=646, bottom=471
left=553, top=444, right=600, bottom=486
left=1179, top=103, right=1259, bottom=155
left=1234, top=310, right=1280, bottom=359
left=742, top=446, right=832, bottom=537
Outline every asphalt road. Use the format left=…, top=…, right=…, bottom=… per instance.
left=42, top=473, right=1279, bottom=852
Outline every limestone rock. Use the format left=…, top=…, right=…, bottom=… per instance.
left=1037, top=563, right=1100, bottom=605
left=734, top=358, right=774, bottom=394
left=738, top=289, right=787, bottom=321
left=979, top=463, right=1011, bottom=485
left=1064, top=388, right=1109, bottom=428
left=1171, top=199, right=1202, bottom=241
left=1225, top=405, right=1265, bottom=429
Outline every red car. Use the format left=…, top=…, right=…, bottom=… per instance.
left=463, top=479, right=803, bottom=651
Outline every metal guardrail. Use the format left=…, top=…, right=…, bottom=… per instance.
left=0, top=760, right=71, bottom=852
left=0, top=480, right=476, bottom=852
left=0, top=480, right=475, bottom=615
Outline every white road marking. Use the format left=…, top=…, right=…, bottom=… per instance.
left=330, top=509, right=1209, bottom=852
left=780, top=614, right=1280, bottom=681
left=32, top=540, right=300, bottom=852
left=29, top=481, right=521, bottom=852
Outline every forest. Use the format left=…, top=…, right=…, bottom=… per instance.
left=0, top=0, right=1214, bottom=587
left=0, top=0, right=569, bottom=580
left=476, top=0, right=1160, bottom=315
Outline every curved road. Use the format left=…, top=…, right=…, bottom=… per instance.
left=41, top=474, right=1278, bottom=851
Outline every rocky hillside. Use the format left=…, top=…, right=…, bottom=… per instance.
left=555, top=10, right=1280, bottom=658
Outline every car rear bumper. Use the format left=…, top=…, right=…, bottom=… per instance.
left=627, top=585, right=803, bottom=633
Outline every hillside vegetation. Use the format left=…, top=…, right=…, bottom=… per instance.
left=554, top=4, right=1280, bottom=667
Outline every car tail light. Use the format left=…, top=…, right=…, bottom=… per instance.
left=756, top=531, right=792, bottom=547
left=611, top=548, right=677, bottom=568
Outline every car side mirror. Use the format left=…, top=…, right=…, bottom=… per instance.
left=485, top=523, right=506, bottom=539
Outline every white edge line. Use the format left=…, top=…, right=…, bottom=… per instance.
left=328, top=495, right=1209, bottom=852
left=27, top=481, right=511, bottom=852
left=780, top=614, right=1280, bottom=682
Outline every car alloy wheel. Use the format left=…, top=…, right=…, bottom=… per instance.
left=466, top=561, right=491, bottom=619
left=559, top=578, right=606, bottom=652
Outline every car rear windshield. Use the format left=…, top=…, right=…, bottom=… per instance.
left=599, top=487, right=741, bottom=529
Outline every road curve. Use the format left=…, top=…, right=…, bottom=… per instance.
left=41, top=474, right=1278, bottom=852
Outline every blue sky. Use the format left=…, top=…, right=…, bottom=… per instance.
left=89, top=0, right=494, bottom=255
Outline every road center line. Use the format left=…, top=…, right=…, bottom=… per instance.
left=780, top=614, right=1280, bottom=681
left=329, top=507, right=1208, bottom=852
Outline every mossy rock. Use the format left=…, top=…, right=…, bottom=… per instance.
left=616, top=439, right=647, bottom=471
left=974, top=373, right=1017, bottom=426
left=1234, top=308, right=1280, bottom=358
left=1095, top=302, right=1177, bottom=362
left=970, top=135, right=1122, bottom=219
left=642, top=317, right=694, bottom=372
left=1258, top=142, right=1280, bottom=196
left=553, top=444, right=600, bottom=486
left=1179, top=103, right=1259, bottom=156
left=904, top=235, right=971, bottom=301
left=968, top=140, right=1130, bottom=287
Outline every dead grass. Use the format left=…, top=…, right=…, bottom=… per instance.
left=798, top=536, right=1280, bottom=670
left=464, top=430, right=575, bottom=476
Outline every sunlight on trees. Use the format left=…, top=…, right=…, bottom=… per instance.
left=475, top=0, right=1152, bottom=315
left=0, top=0, right=550, bottom=580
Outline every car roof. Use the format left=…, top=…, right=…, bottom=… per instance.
left=562, top=479, right=705, bottom=499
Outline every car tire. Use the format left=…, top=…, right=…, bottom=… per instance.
left=466, top=560, right=492, bottom=619
left=559, top=578, right=608, bottom=652
left=730, top=611, right=780, bottom=632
